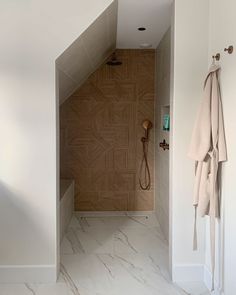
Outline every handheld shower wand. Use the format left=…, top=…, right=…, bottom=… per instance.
left=139, top=120, right=153, bottom=190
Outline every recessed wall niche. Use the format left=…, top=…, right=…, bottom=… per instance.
left=161, top=105, right=170, bottom=131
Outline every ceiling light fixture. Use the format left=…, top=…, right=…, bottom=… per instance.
left=140, top=43, right=152, bottom=49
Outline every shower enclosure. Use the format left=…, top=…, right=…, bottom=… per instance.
left=60, top=49, right=155, bottom=213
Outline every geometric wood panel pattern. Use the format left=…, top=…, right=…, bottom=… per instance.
left=60, top=49, right=155, bottom=211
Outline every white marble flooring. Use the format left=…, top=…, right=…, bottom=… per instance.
left=0, top=214, right=210, bottom=295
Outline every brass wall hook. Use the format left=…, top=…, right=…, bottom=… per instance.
left=224, top=45, right=234, bottom=54
left=212, top=53, right=221, bottom=61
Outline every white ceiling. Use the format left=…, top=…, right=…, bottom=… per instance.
left=117, top=0, right=172, bottom=49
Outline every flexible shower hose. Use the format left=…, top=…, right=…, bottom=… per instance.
left=139, top=137, right=151, bottom=190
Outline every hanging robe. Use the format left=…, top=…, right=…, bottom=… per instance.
left=188, top=64, right=227, bottom=290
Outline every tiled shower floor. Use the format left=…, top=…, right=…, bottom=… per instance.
left=0, top=214, right=209, bottom=295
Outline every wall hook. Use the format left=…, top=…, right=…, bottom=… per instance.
left=212, top=53, right=220, bottom=61
left=224, top=45, right=234, bottom=54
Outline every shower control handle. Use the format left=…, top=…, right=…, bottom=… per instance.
left=159, top=140, right=169, bottom=151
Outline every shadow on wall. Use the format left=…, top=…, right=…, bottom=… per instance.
left=0, top=181, right=54, bottom=265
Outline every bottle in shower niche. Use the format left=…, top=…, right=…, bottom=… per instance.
left=163, top=114, right=170, bottom=131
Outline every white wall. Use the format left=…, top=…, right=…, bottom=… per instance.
left=171, top=1, right=236, bottom=292
left=0, top=0, right=114, bottom=283
left=171, top=0, right=209, bottom=281
left=155, top=28, right=171, bottom=242
left=57, top=0, right=117, bottom=104
left=205, top=1, right=236, bottom=294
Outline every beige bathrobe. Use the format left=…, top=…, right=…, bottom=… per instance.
left=188, top=64, right=227, bottom=289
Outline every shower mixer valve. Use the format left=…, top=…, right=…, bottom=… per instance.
left=159, top=139, right=169, bottom=150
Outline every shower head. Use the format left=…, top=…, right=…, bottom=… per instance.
left=106, top=53, right=122, bottom=66
left=142, top=120, right=153, bottom=140
left=142, top=120, right=153, bottom=130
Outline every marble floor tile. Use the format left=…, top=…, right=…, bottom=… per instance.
left=0, top=214, right=210, bottom=295
left=176, top=282, right=211, bottom=295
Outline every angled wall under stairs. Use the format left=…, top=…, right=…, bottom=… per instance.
left=57, top=0, right=118, bottom=104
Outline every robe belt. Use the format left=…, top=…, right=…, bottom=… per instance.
left=209, top=148, right=219, bottom=291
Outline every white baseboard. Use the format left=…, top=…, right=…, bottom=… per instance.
left=172, top=264, right=204, bottom=282
left=0, top=265, right=57, bottom=283
left=76, top=211, right=154, bottom=217
left=204, top=265, right=222, bottom=295
left=173, top=264, right=223, bottom=295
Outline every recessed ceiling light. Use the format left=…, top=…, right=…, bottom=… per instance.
left=138, top=27, right=146, bottom=31
left=140, top=43, right=152, bottom=49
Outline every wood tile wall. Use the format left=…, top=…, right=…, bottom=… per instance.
left=60, top=49, right=155, bottom=211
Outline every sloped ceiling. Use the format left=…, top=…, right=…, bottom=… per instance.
left=57, top=0, right=172, bottom=104
left=117, top=0, right=172, bottom=49
left=57, top=0, right=118, bottom=104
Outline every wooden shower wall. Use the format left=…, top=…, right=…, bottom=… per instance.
left=60, top=49, right=155, bottom=211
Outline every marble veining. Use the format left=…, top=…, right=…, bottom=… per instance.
left=0, top=214, right=210, bottom=295
left=66, top=228, right=86, bottom=254
left=25, top=284, right=36, bottom=295
left=61, top=263, right=81, bottom=295
left=114, top=229, right=139, bottom=253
